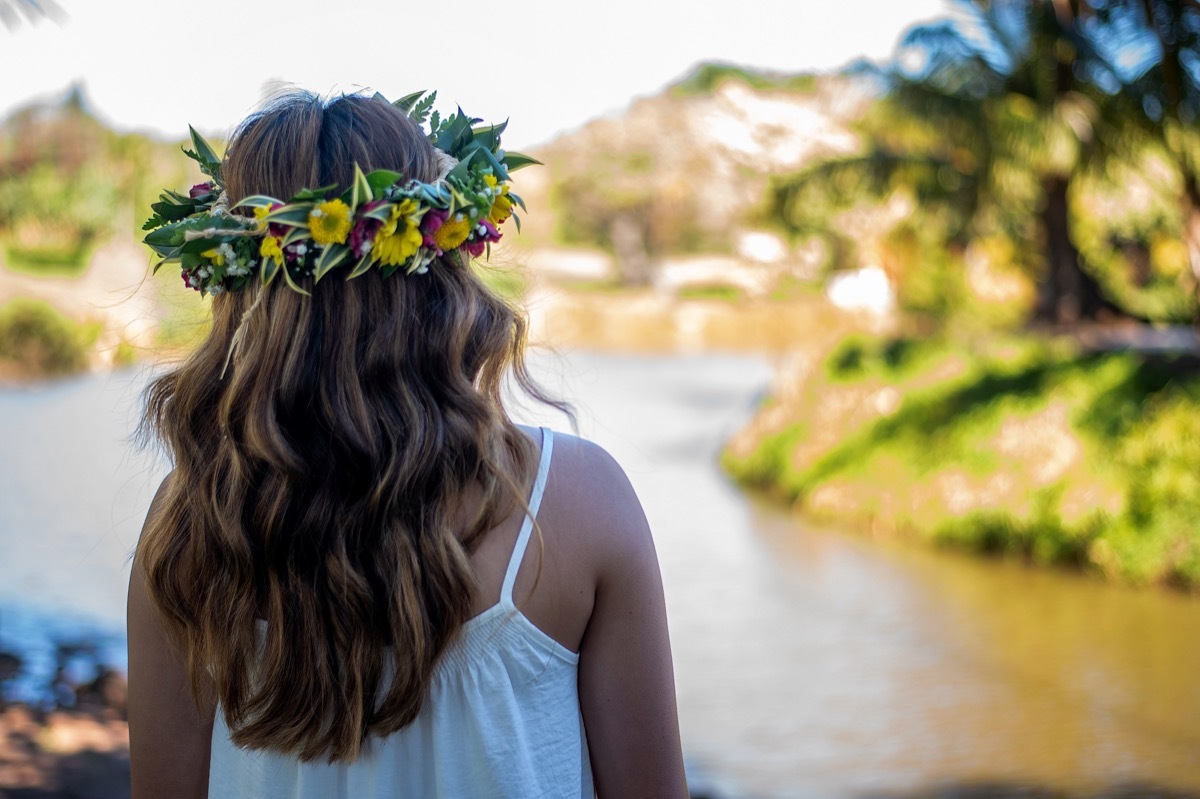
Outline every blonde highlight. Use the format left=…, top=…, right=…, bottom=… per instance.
left=137, top=92, right=566, bottom=763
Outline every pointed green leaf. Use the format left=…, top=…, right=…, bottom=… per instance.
left=179, top=237, right=221, bottom=254
left=150, top=200, right=196, bottom=222
left=313, top=243, right=349, bottom=282
left=281, top=227, right=308, bottom=247
left=365, top=169, right=403, bottom=197
left=363, top=203, right=395, bottom=222
left=346, top=253, right=375, bottom=280
left=477, top=148, right=510, bottom=182
left=260, top=256, right=280, bottom=286
left=235, top=195, right=283, bottom=211
left=502, top=151, right=542, bottom=171
left=264, top=206, right=312, bottom=226
left=394, top=90, right=428, bottom=114
left=281, top=263, right=311, bottom=295
left=349, top=165, right=372, bottom=210
left=144, top=227, right=184, bottom=248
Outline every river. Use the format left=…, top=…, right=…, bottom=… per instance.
left=2, top=351, right=1199, bottom=798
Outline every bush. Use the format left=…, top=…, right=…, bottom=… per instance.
left=723, top=333, right=1200, bottom=589
left=0, top=299, right=99, bottom=375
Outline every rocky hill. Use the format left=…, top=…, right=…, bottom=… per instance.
left=517, top=64, right=873, bottom=284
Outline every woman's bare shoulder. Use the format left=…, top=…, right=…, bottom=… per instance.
left=523, top=427, right=654, bottom=568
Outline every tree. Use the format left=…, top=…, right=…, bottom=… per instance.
left=0, top=0, right=62, bottom=30
left=771, top=0, right=1200, bottom=326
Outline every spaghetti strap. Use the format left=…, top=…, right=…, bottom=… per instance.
left=500, top=427, right=554, bottom=608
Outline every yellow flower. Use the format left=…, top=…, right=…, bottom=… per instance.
left=483, top=174, right=513, bottom=225
left=260, top=235, right=284, bottom=267
left=254, top=206, right=272, bottom=230
left=371, top=201, right=423, bottom=266
left=434, top=213, right=472, bottom=251
left=202, top=248, right=225, bottom=267
left=308, top=199, right=352, bottom=246
left=488, top=191, right=513, bottom=226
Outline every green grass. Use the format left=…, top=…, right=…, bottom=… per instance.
left=723, top=333, right=1200, bottom=589
left=3, top=242, right=93, bottom=278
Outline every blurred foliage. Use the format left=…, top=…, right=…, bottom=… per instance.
left=769, top=0, right=1200, bottom=327
left=543, top=61, right=826, bottom=284
left=0, top=87, right=197, bottom=276
left=670, top=62, right=817, bottom=96
left=724, top=334, right=1200, bottom=588
left=0, top=299, right=100, bottom=375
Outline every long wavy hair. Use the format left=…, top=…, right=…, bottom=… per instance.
left=138, top=92, right=561, bottom=763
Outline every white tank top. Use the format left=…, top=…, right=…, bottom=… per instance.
left=208, top=428, right=595, bottom=798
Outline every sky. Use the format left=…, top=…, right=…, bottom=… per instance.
left=0, top=0, right=949, bottom=148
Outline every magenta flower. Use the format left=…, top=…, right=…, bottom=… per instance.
left=189, top=183, right=213, bottom=199
left=464, top=219, right=502, bottom=258
left=420, top=209, right=449, bottom=249
left=349, top=201, right=386, bottom=258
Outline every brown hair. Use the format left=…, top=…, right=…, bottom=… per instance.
left=138, top=91, right=561, bottom=762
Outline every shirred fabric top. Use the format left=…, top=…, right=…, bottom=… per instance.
left=207, top=428, right=595, bottom=799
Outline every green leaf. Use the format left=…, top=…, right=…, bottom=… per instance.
left=281, top=263, right=311, bottom=295
left=394, top=90, right=427, bottom=114
left=512, top=212, right=522, bottom=233
left=264, top=206, right=312, bottom=227
left=365, top=169, right=403, bottom=197
left=348, top=165, right=372, bottom=210
left=234, top=195, right=283, bottom=211
left=510, top=191, right=527, bottom=212
left=290, top=184, right=338, bottom=202
left=476, top=147, right=510, bottom=182
left=179, top=238, right=221, bottom=255
left=363, top=203, right=395, bottom=222
left=260, top=256, right=280, bottom=287
left=346, top=253, right=375, bottom=280
left=185, top=126, right=223, bottom=179
left=144, top=227, right=184, bottom=248
left=408, top=92, right=437, bottom=125
left=150, top=200, right=197, bottom=222
left=503, top=151, right=542, bottom=172
left=281, top=227, right=308, bottom=247
left=447, top=148, right=480, bottom=182
left=313, top=243, right=349, bottom=282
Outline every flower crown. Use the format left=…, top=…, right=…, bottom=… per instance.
left=142, top=91, right=538, bottom=296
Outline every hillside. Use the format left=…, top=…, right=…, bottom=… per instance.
left=517, top=65, right=871, bottom=283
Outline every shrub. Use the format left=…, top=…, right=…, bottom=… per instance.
left=0, top=299, right=99, bottom=375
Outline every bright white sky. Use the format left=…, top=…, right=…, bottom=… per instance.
left=0, top=0, right=948, bottom=148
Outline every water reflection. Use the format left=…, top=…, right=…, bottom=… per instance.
left=1, top=353, right=1199, bottom=798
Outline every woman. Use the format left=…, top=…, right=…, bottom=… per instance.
left=127, top=91, right=688, bottom=798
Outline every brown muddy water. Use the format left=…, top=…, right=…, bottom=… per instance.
left=1, top=351, right=1198, bottom=798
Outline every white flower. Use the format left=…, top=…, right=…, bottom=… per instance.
left=208, top=284, right=225, bottom=295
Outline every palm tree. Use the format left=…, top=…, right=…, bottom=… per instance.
left=0, top=0, right=62, bottom=30
left=772, top=0, right=1197, bottom=325
left=1088, top=0, right=1200, bottom=287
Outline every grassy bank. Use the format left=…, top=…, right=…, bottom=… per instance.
left=722, top=334, right=1200, bottom=589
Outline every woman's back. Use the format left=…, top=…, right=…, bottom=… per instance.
left=126, top=90, right=689, bottom=798
left=208, top=428, right=597, bottom=798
